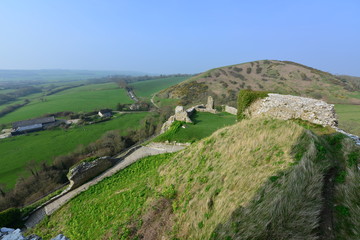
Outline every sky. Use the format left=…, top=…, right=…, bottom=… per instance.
left=0, top=0, right=359, bottom=75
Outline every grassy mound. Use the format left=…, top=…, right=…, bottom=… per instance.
left=30, top=117, right=360, bottom=239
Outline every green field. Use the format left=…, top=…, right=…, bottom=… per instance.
left=335, top=104, right=360, bottom=136
left=0, top=83, right=132, bottom=124
left=30, top=153, right=173, bottom=239
left=0, top=112, right=149, bottom=188
left=154, top=112, right=236, bottom=143
left=130, top=76, right=189, bottom=99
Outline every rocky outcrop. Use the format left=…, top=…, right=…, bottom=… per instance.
left=67, top=156, right=115, bottom=190
left=0, top=228, right=69, bottom=240
left=224, top=105, right=238, bottom=115
left=247, top=93, right=338, bottom=127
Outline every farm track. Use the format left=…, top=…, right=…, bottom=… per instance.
left=24, top=142, right=186, bottom=229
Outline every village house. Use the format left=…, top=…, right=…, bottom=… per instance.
left=98, top=109, right=112, bottom=118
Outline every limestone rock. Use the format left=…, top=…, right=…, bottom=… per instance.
left=174, top=106, right=192, bottom=123
left=247, top=93, right=338, bottom=127
left=206, top=96, right=214, bottom=110
left=224, top=105, right=238, bottom=115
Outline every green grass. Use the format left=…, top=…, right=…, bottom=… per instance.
left=0, top=112, right=149, bottom=189
left=30, top=153, right=174, bottom=240
left=0, top=83, right=132, bottom=124
left=335, top=104, right=360, bottom=136
left=130, top=76, right=189, bottom=99
left=154, top=112, right=236, bottom=143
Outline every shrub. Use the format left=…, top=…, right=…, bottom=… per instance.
left=237, top=90, right=268, bottom=120
left=0, top=208, right=22, bottom=228
left=246, top=68, right=252, bottom=74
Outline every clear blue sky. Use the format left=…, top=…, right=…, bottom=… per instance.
left=1, top=0, right=359, bottom=75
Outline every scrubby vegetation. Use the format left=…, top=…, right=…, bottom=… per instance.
left=237, top=89, right=268, bottom=120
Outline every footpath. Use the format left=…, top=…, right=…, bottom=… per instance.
left=24, top=142, right=186, bottom=229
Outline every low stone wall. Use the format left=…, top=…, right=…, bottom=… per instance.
left=67, top=157, right=115, bottom=190
left=247, top=93, right=338, bottom=127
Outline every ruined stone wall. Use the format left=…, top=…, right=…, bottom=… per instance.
left=247, top=93, right=338, bottom=127
left=224, top=105, right=238, bottom=115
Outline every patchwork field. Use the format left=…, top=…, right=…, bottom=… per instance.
left=335, top=104, right=360, bottom=136
left=154, top=112, right=237, bottom=143
left=0, top=83, right=132, bottom=125
left=0, top=112, right=149, bottom=189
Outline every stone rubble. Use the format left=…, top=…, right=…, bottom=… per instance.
left=0, top=228, right=69, bottom=240
left=248, top=93, right=338, bottom=127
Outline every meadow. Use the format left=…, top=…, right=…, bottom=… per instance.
left=0, top=112, right=149, bottom=189
left=335, top=104, right=360, bottom=136
left=0, top=83, right=132, bottom=125
left=154, top=112, right=236, bottom=143
left=129, top=76, right=189, bottom=99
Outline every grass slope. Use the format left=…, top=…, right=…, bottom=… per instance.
left=154, top=112, right=236, bottom=143
left=130, top=76, right=190, bottom=99
left=0, top=112, right=148, bottom=189
left=335, top=104, right=360, bottom=136
left=31, top=117, right=359, bottom=239
left=0, top=83, right=132, bottom=125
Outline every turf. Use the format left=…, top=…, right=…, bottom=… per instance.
left=0, top=83, right=132, bottom=124
left=30, top=153, right=174, bottom=240
left=0, top=112, right=149, bottom=189
left=335, top=104, right=360, bottom=136
left=130, top=76, right=189, bottom=99
left=154, top=112, right=236, bottom=143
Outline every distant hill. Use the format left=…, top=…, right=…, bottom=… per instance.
left=156, top=60, right=360, bottom=107
left=0, top=69, right=148, bottom=83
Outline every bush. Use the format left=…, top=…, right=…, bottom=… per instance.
left=237, top=90, right=268, bottom=120
left=0, top=208, right=22, bottom=228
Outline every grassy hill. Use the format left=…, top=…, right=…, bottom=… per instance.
left=156, top=60, right=360, bottom=107
left=30, top=117, right=360, bottom=239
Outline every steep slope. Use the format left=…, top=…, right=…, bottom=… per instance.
left=156, top=60, right=360, bottom=106
left=30, top=117, right=359, bottom=240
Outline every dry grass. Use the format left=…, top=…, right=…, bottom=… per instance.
left=156, top=117, right=321, bottom=239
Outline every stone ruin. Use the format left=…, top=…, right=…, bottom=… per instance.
left=247, top=93, right=338, bottom=127
left=160, top=96, right=217, bottom=133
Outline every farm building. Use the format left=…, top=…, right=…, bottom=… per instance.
left=11, top=116, right=56, bottom=135
left=98, top=109, right=112, bottom=118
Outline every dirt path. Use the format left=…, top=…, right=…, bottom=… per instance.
left=24, top=143, right=185, bottom=229
left=151, top=94, right=160, bottom=109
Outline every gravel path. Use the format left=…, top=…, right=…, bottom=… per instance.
left=24, top=143, right=185, bottom=229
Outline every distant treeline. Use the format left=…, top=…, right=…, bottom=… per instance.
left=0, top=87, right=40, bottom=105
left=0, top=100, right=30, bottom=118
left=44, top=84, right=84, bottom=96
left=88, top=74, right=193, bottom=84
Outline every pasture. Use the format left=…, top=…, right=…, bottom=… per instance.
left=154, top=112, right=237, bottom=143
left=0, top=83, right=132, bottom=124
left=130, top=76, right=189, bottom=99
left=0, top=112, right=149, bottom=189
left=335, top=104, right=360, bottom=136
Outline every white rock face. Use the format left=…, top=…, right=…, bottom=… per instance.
left=224, top=105, right=238, bottom=115
left=248, top=94, right=338, bottom=127
left=0, top=228, right=68, bottom=240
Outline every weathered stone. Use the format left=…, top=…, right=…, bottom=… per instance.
left=206, top=96, right=214, bottom=110
left=174, top=106, right=192, bottom=123
left=224, top=105, right=238, bottom=115
left=247, top=93, right=338, bottom=127
left=160, top=116, right=175, bottom=133
left=67, top=156, right=115, bottom=190
left=175, top=106, right=184, bottom=114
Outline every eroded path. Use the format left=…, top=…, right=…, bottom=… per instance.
left=25, top=143, right=186, bottom=228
